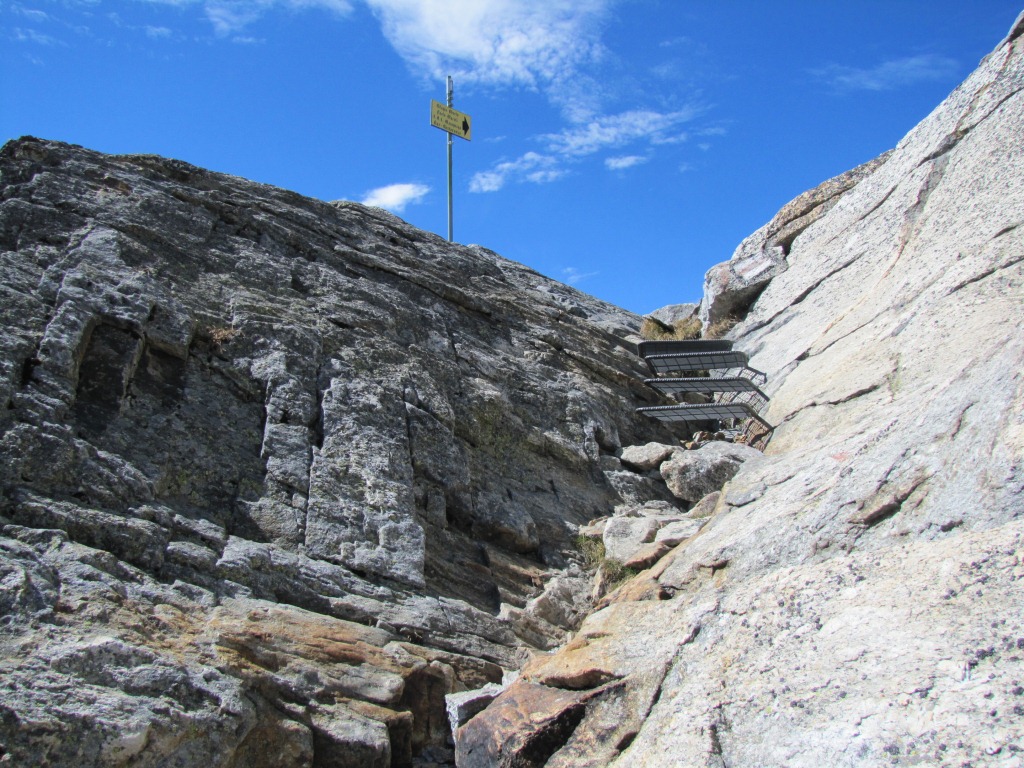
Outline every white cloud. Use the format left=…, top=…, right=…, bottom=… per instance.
left=604, top=154, right=647, bottom=170
left=136, top=0, right=355, bottom=36
left=13, top=27, right=60, bottom=45
left=562, top=267, right=598, bottom=285
left=145, top=25, right=173, bottom=38
left=361, top=182, right=430, bottom=212
left=363, top=0, right=612, bottom=93
left=129, top=0, right=610, bottom=107
left=812, top=54, right=959, bottom=92
left=542, top=108, right=699, bottom=157
left=13, top=7, right=50, bottom=22
left=469, top=151, right=559, bottom=193
left=472, top=106, right=698, bottom=192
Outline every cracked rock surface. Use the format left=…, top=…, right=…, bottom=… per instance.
left=0, top=136, right=682, bottom=766
left=460, top=14, right=1024, bottom=768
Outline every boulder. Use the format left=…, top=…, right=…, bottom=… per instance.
left=454, top=680, right=588, bottom=768
left=445, top=682, right=506, bottom=733
left=621, top=541, right=671, bottom=571
left=699, top=151, right=891, bottom=329
left=619, top=442, right=677, bottom=472
left=602, top=516, right=661, bottom=562
left=659, top=441, right=764, bottom=503
left=653, top=518, right=704, bottom=547
left=646, top=303, right=698, bottom=327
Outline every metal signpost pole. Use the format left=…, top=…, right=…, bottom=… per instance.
left=446, top=76, right=453, bottom=242
left=429, top=80, right=470, bottom=243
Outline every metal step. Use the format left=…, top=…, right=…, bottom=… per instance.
left=643, top=349, right=750, bottom=376
left=636, top=401, right=766, bottom=424
left=643, top=376, right=766, bottom=397
left=636, top=339, right=733, bottom=358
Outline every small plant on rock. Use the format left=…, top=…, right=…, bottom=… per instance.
left=599, top=558, right=640, bottom=591
left=207, top=325, right=240, bottom=349
left=640, top=315, right=703, bottom=341
left=703, top=315, right=740, bottom=339
left=574, top=535, right=605, bottom=569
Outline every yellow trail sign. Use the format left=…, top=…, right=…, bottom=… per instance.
left=430, top=100, right=472, bottom=141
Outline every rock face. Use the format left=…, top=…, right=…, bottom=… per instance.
left=699, top=152, right=891, bottom=329
left=4, top=13, right=1024, bottom=767
left=460, top=13, right=1024, bottom=768
left=0, top=137, right=681, bottom=765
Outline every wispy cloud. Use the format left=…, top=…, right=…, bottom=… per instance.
left=469, top=151, right=561, bottom=193
left=562, top=267, right=598, bottom=285
left=12, top=7, right=50, bottom=23
left=812, top=54, right=959, bottom=92
left=364, top=0, right=612, bottom=94
left=12, top=27, right=61, bottom=45
left=361, top=182, right=430, bottom=212
left=605, top=154, right=647, bottom=170
left=135, top=0, right=355, bottom=36
left=471, top=106, right=698, bottom=192
left=128, top=0, right=612, bottom=113
left=542, top=108, right=698, bottom=156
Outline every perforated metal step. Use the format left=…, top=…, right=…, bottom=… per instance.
left=643, top=377, right=766, bottom=396
left=643, top=350, right=750, bottom=376
left=636, top=339, right=733, bottom=358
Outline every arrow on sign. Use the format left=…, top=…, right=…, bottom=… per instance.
left=430, top=100, right=472, bottom=141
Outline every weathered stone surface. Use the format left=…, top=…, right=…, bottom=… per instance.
left=498, top=15, right=1024, bottom=768
left=5, top=13, right=1024, bottom=767
left=602, top=468, right=680, bottom=507
left=645, top=302, right=697, bottom=327
left=454, top=680, right=588, bottom=768
left=699, top=151, right=891, bottom=329
left=619, top=442, right=676, bottom=472
left=686, top=490, right=721, bottom=520
left=620, top=541, right=670, bottom=571
left=0, top=136, right=677, bottom=765
left=653, top=518, right=703, bottom=547
left=659, top=441, right=764, bottom=503
left=602, top=516, right=661, bottom=562
left=445, top=682, right=506, bottom=733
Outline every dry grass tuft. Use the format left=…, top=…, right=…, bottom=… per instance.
left=208, top=326, right=240, bottom=348
left=703, top=316, right=740, bottom=339
left=641, top=315, right=703, bottom=341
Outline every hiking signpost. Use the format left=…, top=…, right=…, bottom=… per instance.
left=430, top=76, right=471, bottom=242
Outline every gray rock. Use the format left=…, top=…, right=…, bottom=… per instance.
left=525, top=570, right=594, bottom=631
left=687, top=490, right=722, bottom=519
left=699, top=152, right=891, bottom=329
left=646, top=303, right=698, bottom=326
left=446, top=682, right=506, bottom=733
left=659, top=442, right=764, bottom=503
left=603, top=469, right=680, bottom=506
left=0, top=135, right=677, bottom=765
left=619, top=442, right=677, bottom=471
left=508, top=15, right=1024, bottom=768
left=603, top=516, right=662, bottom=562
left=653, top=518, right=704, bottom=546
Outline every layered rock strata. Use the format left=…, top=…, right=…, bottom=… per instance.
left=459, top=12, right=1024, bottom=768
left=0, top=136, right=687, bottom=766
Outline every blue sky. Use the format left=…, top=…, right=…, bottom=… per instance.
left=2, top=1, right=1020, bottom=314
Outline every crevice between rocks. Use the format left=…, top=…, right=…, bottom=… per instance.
left=946, top=250, right=1024, bottom=296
